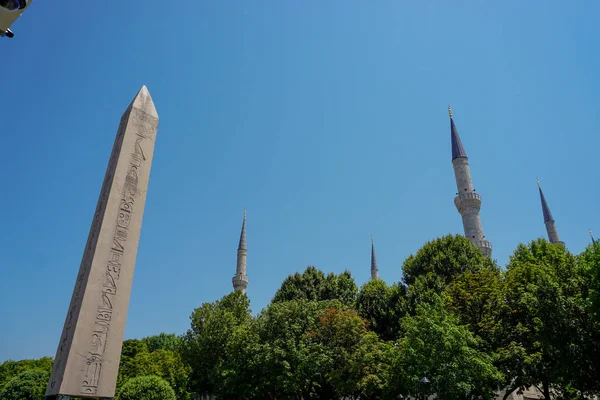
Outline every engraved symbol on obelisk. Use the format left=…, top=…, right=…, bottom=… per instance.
left=45, top=85, right=159, bottom=400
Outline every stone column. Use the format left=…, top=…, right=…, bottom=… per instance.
left=46, top=86, right=159, bottom=399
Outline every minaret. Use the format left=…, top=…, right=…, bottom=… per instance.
left=449, top=105, right=492, bottom=257
left=370, top=236, right=379, bottom=280
left=537, top=179, right=564, bottom=246
left=590, top=229, right=596, bottom=245
left=232, top=210, right=249, bottom=293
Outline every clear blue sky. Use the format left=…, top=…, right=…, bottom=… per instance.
left=1, top=1, right=598, bottom=362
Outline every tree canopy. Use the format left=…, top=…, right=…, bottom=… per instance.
left=0, top=369, right=49, bottom=400
left=116, top=375, right=176, bottom=400
left=5, top=235, right=600, bottom=400
left=272, top=265, right=358, bottom=306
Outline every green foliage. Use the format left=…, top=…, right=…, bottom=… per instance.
left=141, top=333, right=181, bottom=353
left=499, top=239, right=592, bottom=397
left=117, top=339, right=148, bottom=389
left=405, top=272, right=447, bottom=314
left=119, top=350, right=190, bottom=400
left=307, top=307, right=394, bottom=399
left=120, top=339, right=148, bottom=366
left=116, top=375, right=176, bottom=400
left=180, top=290, right=252, bottom=397
left=356, top=279, right=407, bottom=341
left=249, top=299, right=344, bottom=399
left=117, top=335, right=190, bottom=399
left=272, top=265, right=358, bottom=306
left=579, top=241, right=600, bottom=319
left=390, top=295, right=503, bottom=400
left=402, top=234, right=497, bottom=286
left=7, top=234, right=600, bottom=400
left=0, top=357, right=53, bottom=392
left=445, top=268, right=505, bottom=351
left=0, top=369, right=50, bottom=400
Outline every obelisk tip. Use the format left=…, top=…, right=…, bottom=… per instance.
left=129, top=85, right=158, bottom=118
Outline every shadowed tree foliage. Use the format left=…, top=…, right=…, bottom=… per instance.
left=306, top=307, right=394, bottom=400
left=579, top=240, right=600, bottom=320
left=272, top=265, right=358, bottom=306
left=356, top=279, right=408, bottom=341
left=575, top=241, right=600, bottom=396
left=402, top=234, right=497, bottom=286
left=498, top=239, right=590, bottom=399
left=445, top=268, right=505, bottom=352
left=0, top=369, right=50, bottom=400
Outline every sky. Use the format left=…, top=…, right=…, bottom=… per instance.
left=1, top=1, right=598, bottom=362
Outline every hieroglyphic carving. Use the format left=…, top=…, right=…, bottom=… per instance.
left=80, top=110, right=155, bottom=395
left=49, top=114, right=129, bottom=392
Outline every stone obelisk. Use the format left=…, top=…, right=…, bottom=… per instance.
left=46, top=86, right=159, bottom=400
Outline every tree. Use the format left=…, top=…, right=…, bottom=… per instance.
left=272, top=265, right=358, bottom=306
left=0, top=357, right=53, bottom=390
left=390, top=295, right=503, bottom=400
left=120, top=350, right=190, bottom=400
left=141, top=333, right=181, bottom=353
left=116, top=339, right=148, bottom=389
left=249, top=299, right=342, bottom=399
left=324, top=270, right=359, bottom=306
left=116, top=375, right=176, bottom=400
left=220, top=321, right=262, bottom=399
left=402, top=234, right=497, bottom=286
left=0, top=369, right=50, bottom=400
left=445, top=268, right=505, bottom=352
left=356, top=279, right=407, bottom=341
left=499, top=239, right=589, bottom=399
left=576, top=241, right=600, bottom=396
left=180, top=290, right=252, bottom=397
left=579, top=241, right=600, bottom=320
left=404, top=272, right=447, bottom=315
left=307, top=307, right=394, bottom=399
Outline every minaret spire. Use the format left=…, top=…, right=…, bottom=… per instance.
left=370, top=236, right=379, bottom=280
left=232, top=209, right=249, bottom=293
left=536, top=179, right=564, bottom=246
left=590, top=229, right=596, bottom=245
left=448, top=106, right=492, bottom=257
left=449, top=105, right=467, bottom=161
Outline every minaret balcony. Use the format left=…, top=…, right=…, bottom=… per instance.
left=454, top=191, right=481, bottom=213
left=233, top=273, right=248, bottom=288
left=470, top=239, right=492, bottom=257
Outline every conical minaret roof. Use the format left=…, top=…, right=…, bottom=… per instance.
left=238, top=209, right=247, bottom=251
left=537, top=179, right=554, bottom=222
left=449, top=105, right=467, bottom=161
left=370, top=236, right=378, bottom=279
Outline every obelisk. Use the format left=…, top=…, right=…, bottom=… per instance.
left=46, top=85, right=159, bottom=400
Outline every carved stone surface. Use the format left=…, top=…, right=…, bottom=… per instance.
left=46, top=86, right=159, bottom=399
